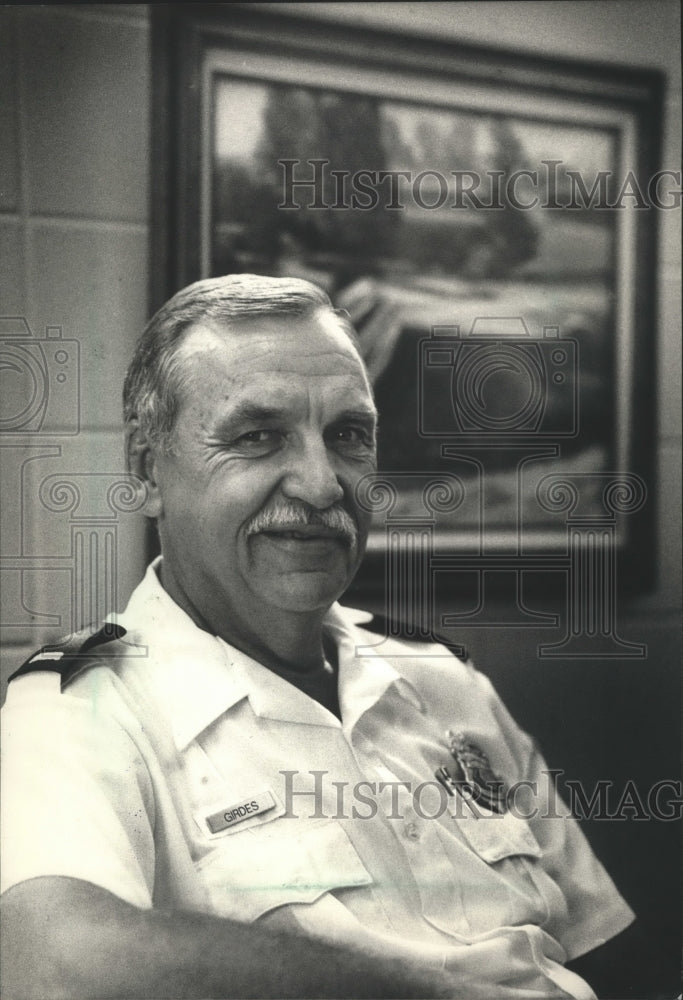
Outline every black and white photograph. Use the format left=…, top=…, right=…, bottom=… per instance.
left=0, top=3, right=681, bottom=998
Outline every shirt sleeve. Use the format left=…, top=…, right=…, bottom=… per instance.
left=1, top=671, right=156, bottom=909
left=478, top=671, right=635, bottom=960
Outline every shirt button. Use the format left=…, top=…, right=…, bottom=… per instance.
left=404, top=821, right=420, bottom=841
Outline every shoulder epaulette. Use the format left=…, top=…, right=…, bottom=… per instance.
left=8, top=623, right=128, bottom=689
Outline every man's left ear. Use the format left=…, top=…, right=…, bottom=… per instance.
left=125, top=420, right=163, bottom=518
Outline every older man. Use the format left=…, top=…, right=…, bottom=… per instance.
left=2, top=275, right=640, bottom=998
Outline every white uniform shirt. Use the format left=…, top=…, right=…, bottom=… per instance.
left=2, top=561, right=634, bottom=999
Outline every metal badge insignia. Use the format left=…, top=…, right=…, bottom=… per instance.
left=435, top=730, right=508, bottom=813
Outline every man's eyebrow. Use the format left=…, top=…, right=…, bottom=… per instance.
left=330, top=408, right=378, bottom=427
left=211, top=403, right=378, bottom=437
left=213, top=403, right=287, bottom=433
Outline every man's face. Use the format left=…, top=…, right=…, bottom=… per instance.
left=150, top=310, right=377, bottom=624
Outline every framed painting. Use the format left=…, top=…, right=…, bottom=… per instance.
left=151, top=5, right=662, bottom=600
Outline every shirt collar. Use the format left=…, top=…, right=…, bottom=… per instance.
left=114, top=559, right=424, bottom=750
left=325, top=604, right=425, bottom=732
left=111, top=559, right=249, bottom=750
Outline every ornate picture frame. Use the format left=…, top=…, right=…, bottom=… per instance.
left=151, top=5, right=663, bottom=610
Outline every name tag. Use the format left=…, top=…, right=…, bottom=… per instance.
left=205, top=791, right=276, bottom=834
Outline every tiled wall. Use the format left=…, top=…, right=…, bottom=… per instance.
left=0, top=5, right=150, bottom=689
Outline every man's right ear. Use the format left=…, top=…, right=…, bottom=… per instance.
left=125, top=420, right=163, bottom=518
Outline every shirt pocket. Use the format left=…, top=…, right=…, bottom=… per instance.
left=195, top=818, right=373, bottom=922
left=452, top=806, right=543, bottom=864
left=432, top=805, right=549, bottom=935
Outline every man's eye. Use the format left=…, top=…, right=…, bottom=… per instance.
left=232, top=429, right=281, bottom=452
left=329, top=426, right=373, bottom=448
left=240, top=430, right=273, bottom=443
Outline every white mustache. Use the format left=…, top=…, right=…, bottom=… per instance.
left=246, top=502, right=358, bottom=547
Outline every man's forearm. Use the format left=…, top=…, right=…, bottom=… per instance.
left=1, top=877, right=449, bottom=1000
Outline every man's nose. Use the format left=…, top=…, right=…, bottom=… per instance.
left=281, top=436, right=345, bottom=509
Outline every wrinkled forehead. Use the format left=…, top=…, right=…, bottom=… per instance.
left=179, top=309, right=366, bottom=372
left=173, top=308, right=375, bottom=409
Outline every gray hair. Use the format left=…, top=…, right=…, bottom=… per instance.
left=123, top=273, right=360, bottom=451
